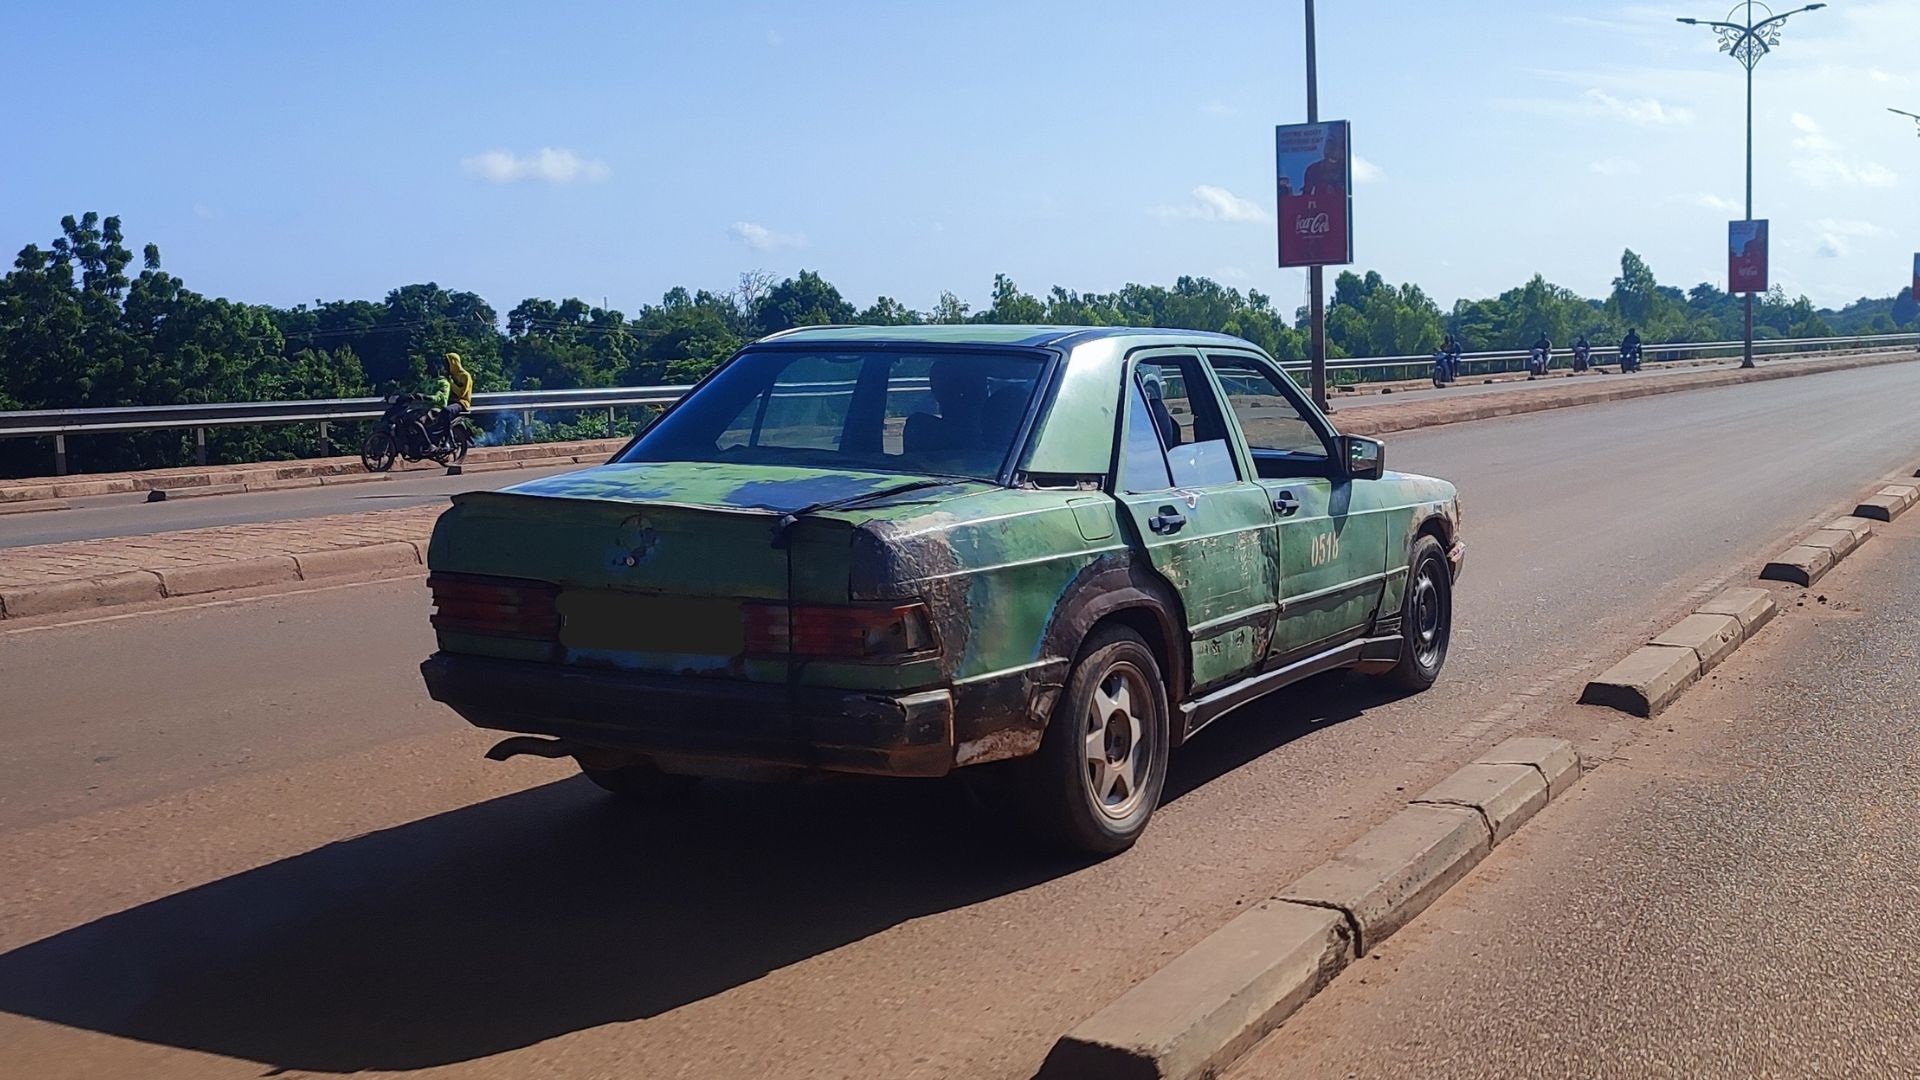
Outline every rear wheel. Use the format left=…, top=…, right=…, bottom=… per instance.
left=449, top=422, right=471, bottom=464
left=1381, top=535, right=1452, bottom=691
left=360, top=429, right=397, bottom=472
left=578, top=757, right=700, bottom=804
left=1016, top=625, right=1170, bottom=855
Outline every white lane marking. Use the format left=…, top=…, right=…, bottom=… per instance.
left=0, top=575, right=422, bottom=636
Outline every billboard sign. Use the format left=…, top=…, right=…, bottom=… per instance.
left=1276, top=120, right=1354, bottom=268
left=1728, top=219, right=1769, bottom=294
left=1912, top=252, right=1919, bottom=301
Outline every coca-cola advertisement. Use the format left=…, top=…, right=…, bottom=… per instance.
left=1911, top=252, right=1918, bottom=302
left=1276, top=120, right=1353, bottom=268
left=1728, top=219, right=1769, bottom=294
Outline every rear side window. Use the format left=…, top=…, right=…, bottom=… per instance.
left=625, top=347, right=1047, bottom=482
left=1132, top=356, right=1238, bottom=488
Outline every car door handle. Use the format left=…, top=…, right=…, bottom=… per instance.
left=1273, top=492, right=1301, bottom=516
left=1149, top=506, right=1187, bottom=535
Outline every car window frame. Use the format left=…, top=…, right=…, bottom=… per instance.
left=1109, top=347, right=1244, bottom=494
left=1200, top=348, right=1340, bottom=480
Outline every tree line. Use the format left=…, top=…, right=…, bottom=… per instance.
left=3, top=211, right=1915, bottom=476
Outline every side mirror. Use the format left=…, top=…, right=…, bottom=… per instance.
left=1337, top=435, right=1385, bottom=481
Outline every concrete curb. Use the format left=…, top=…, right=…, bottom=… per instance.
left=155, top=556, right=302, bottom=597
left=291, top=541, right=424, bottom=581
left=147, top=483, right=248, bottom=502
left=1583, top=471, right=1911, bottom=719
left=1043, top=737, right=1582, bottom=1080
left=0, top=570, right=166, bottom=619
left=0, top=499, right=69, bottom=515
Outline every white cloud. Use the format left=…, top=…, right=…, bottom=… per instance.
left=1214, top=266, right=1250, bottom=281
left=1353, top=155, right=1385, bottom=184
left=192, top=202, right=217, bottom=220
left=1789, top=114, right=1899, bottom=189
left=462, top=148, right=610, bottom=185
left=729, top=221, right=806, bottom=251
left=1589, top=157, right=1643, bottom=176
left=1500, top=88, right=1693, bottom=127
left=1686, top=192, right=1741, bottom=212
left=1152, top=184, right=1271, bottom=224
left=1815, top=218, right=1889, bottom=238
left=766, top=28, right=783, bottom=46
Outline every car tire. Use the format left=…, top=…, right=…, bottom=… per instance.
left=578, top=757, right=700, bottom=804
left=1016, top=624, right=1171, bottom=856
left=1382, top=535, right=1453, bottom=692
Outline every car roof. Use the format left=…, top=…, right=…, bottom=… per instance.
left=755, top=324, right=1260, bottom=351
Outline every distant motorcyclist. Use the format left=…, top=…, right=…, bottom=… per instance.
left=1572, top=333, right=1593, bottom=372
left=1620, top=328, right=1644, bottom=372
left=1528, top=333, right=1553, bottom=378
left=1438, top=332, right=1464, bottom=385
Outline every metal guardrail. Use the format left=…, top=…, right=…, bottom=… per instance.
left=2, top=332, right=1915, bottom=476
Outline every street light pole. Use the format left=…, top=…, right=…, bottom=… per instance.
left=1305, top=0, right=1328, bottom=411
left=1676, top=2, right=1824, bottom=369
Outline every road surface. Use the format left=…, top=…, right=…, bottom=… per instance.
left=2, top=360, right=1919, bottom=1078
left=1230, top=496, right=1920, bottom=1079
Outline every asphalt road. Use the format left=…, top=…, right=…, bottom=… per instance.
left=2, top=360, right=1919, bottom=1079
left=1230, top=500, right=1920, bottom=1079
left=1, top=349, right=1887, bottom=549
left=0, top=461, right=585, bottom=548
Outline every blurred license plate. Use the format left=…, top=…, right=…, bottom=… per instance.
left=557, top=591, right=743, bottom=656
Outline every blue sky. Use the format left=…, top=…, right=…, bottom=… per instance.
left=4, top=1, right=1914, bottom=316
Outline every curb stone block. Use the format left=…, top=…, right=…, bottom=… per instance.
left=0, top=571, right=165, bottom=619
left=292, top=542, right=423, bottom=580
left=156, top=556, right=301, bottom=597
left=0, top=500, right=69, bottom=516
left=146, top=483, right=248, bottom=502
left=1696, top=587, right=1777, bottom=636
left=1580, top=644, right=1701, bottom=717
left=1277, top=803, right=1490, bottom=955
left=1475, top=737, right=1581, bottom=799
left=1824, top=516, right=1877, bottom=546
left=1650, top=612, right=1744, bottom=672
left=1800, top=527, right=1863, bottom=559
left=1761, top=544, right=1836, bottom=586
left=1037, top=900, right=1352, bottom=1080
left=1878, top=484, right=1919, bottom=510
left=1411, top=762, right=1548, bottom=843
left=1854, top=495, right=1907, bottom=523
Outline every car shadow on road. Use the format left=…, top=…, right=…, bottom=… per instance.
left=1164, top=671, right=1412, bottom=804
left=0, top=773, right=1090, bottom=1073
left=0, top=677, right=1409, bottom=1074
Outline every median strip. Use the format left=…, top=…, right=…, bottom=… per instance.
left=1041, top=737, right=1582, bottom=1080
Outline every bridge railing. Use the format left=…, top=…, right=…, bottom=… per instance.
left=2, top=331, right=1914, bottom=475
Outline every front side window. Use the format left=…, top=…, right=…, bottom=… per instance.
left=622, top=348, right=1047, bottom=481
left=1205, top=354, right=1330, bottom=468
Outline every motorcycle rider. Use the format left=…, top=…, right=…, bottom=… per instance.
left=1439, top=331, right=1464, bottom=385
left=1529, top=332, right=1553, bottom=377
left=1620, top=328, right=1643, bottom=372
left=437, top=351, right=473, bottom=439
left=1572, top=332, right=1592, bottom=371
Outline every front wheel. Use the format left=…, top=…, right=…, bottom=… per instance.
left=1379, top=535, right=1453, bottom=691
left=1016, top=625, right=1171, bottom=855
left=360, top=429, right=397, bottom=472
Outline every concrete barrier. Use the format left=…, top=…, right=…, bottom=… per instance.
left=0, top=571, right=165, bottom=619
left=1580, top=644, right=1701, bottom=717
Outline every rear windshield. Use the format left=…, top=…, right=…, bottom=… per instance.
left=619, top=347, right=1049, bottom=481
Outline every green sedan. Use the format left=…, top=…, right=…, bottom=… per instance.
left=420, top=326, right=1464, bottom=854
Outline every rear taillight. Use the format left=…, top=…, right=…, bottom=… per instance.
left=742, top=602, right=937, bottom=661
left=429, top=574, right=561, bottom=639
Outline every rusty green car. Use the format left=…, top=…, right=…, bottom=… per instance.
left=420, top=326, right=1463, bottom=853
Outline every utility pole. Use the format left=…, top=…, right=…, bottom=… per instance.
left=1305, top=0, right=1327, bottom=411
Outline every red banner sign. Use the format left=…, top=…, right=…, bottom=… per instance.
left=1728, top=219, right=1769, bottom=295
left=1276, top=120, right=1354, bottom=268
left=1912, top=252, right=1919, bottom=301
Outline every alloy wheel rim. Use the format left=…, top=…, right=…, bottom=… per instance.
left=1084, top=663, right=1153, bottom=820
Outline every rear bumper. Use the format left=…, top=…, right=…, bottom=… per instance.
left=420, top=653, right=956, bottom=777
left=1447, top=539, right=1467, bottom=582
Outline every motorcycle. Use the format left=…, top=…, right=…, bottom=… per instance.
left=361, top=394, right=472, bottom=472
left=1527, top=346, right=1551, bottom=379
left=1572, top=344, right=1592, bottom=373
left=1619, top=343, right=1644, bottom=373
left=1431, top=349, right=1459, bottom=388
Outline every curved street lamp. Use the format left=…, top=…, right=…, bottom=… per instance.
left=1677, top=2, right=1826, bottom=367
left=1891, top=107, right=1920, bottom=136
